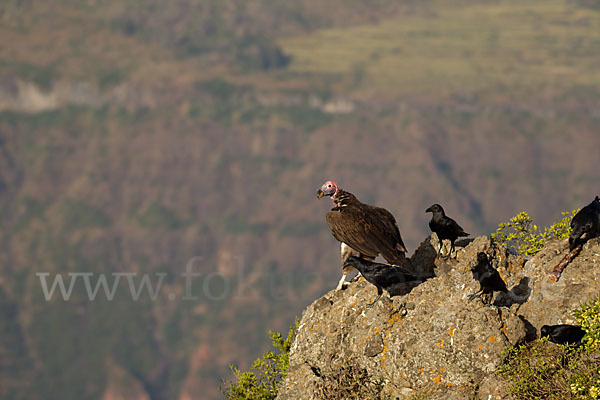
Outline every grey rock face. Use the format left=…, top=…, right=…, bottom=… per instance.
left=510, top=237, right=600, bottom=336
left=277, top=236, right=600, bottom=399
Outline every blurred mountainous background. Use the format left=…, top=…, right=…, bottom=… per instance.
left=1, top=0, right=599, bottom=399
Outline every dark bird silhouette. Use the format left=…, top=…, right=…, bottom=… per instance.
left=541, top=324, right=586, bottom=345
left=569, top=196, right=600, bottom=250
left=425, top=203, right=469, bottom=257
left=343, top=256, right=422, bottom=307
left=469, top=252, right=508, bottom=303
left=317, top=181, right=407, bottom=289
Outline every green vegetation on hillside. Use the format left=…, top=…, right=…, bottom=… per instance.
left=281, top=0, right=600, bottom=98
left=500, top=296, right=600, bottom=400
left=222, top=321, right=297, bottom=400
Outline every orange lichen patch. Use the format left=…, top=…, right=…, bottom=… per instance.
left=433, top=374, right=442, bottom=384
left=488, top=336, right=495, bottom=342
left=326, top=328, right=330, bottom=334
left=381, top=344, right=389, bottom=354
left=387, top=312, right=404, bottom=326
left=477, top=344, right=483, bottom=349
left=446, top=328, right=456, bottom=337
left=374, top=327, right=380, bottom=333
left=501, top=327, right=508, bottom=336
left=440, top=367, right=445, bottom=372
left=435, top=339, right=445, bottom=348
left=418, top=368, right=425, bottom=372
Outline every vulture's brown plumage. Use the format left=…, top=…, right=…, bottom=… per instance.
left=317, top=181, right=407, bottom=289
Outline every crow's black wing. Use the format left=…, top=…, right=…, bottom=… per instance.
left=479, top=269, right=508, bottom=293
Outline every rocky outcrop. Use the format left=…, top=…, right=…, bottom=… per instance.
left=277, top=236, right=600, bottom=399
left=516, top=237, right=600, bottom=331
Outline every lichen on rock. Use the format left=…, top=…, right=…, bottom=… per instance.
left=276, top=236, right=600, bottom=399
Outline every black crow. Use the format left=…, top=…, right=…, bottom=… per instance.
left=569, top=196, right=600, bottom=250
left=541, top=324, right=586, bottom=345
left=469, top=252, right=508, bottom=303
left=343, top=256, right=421, bottom=307
left=426, top=203, right=469, bottom=257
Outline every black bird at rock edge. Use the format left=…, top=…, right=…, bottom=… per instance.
left=569, top=196, right=600, bottom=251
left=426, top=203, right=469, bottom=257
left=541, top=324, right=586, bottom=345
left=469, top=252, right=509, bottom=304
left=343, top=256, right=423, bottom=307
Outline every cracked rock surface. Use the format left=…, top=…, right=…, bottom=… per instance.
left=277, top=236, right=600, bottom=399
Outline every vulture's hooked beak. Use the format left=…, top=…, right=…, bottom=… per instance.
left=317, top=189, right=324, bottom=199
left=425, top=206, right=432, bottom=213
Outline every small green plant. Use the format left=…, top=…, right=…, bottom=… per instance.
left=313, top=363, right=387, bottom=400
left=571, top=296, right=600, bottom=400
left=570, top=360, right=600, bottom=400
left=499, top=337, right=573, bottom=399
left=574, top=296, right=600, bottom=351
left=491, top=210, right=578, bottom=256
left=221, top=320, right=297, bottom=400
left=500, top=297, right=600, bottom=400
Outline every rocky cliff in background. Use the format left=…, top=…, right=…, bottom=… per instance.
left=277, top=236, right=600, bottom=399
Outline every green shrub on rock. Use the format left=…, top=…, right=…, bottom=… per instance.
left=491, top=210, right=577, bottom=256
left=221, top=321, right=297, bottom=400
left=500, top=297, right=600, bottom=400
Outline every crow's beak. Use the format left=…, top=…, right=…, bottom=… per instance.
left=425, top=206, right=432, bottom=213
left=342, top=261, right=356, bottom=271
left=317, top=189, right=324, bottom=199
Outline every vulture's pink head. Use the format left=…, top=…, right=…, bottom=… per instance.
left=317, top=180, right=338, bottom=199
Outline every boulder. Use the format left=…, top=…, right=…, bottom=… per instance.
left=277, top=235, right=600, bottom=399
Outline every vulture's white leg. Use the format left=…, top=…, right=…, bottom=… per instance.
left=336, top=272, right=349, bottom=290
left=340, top=242, right=357, bottom=263
left=337, top=243, right=360, bottom=289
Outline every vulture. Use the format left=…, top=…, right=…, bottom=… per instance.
left=469, top=252, right=509, bottom=304
left=317, top=180, right=407, bottom=289
left=541, top=324, right=586, bottom=345
left=426, top=203, right=469, bottom=257
left=569, top=196, right=600, bottom=251
left=343, top=256, right=423, bottom=307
